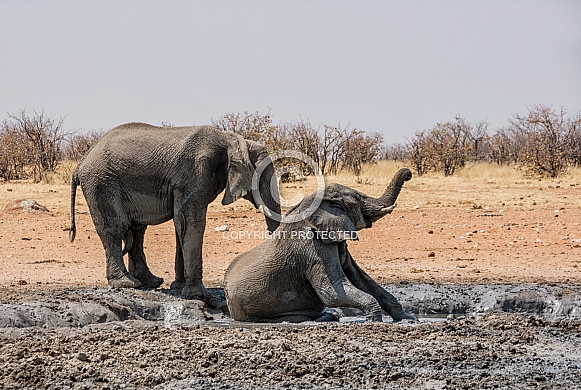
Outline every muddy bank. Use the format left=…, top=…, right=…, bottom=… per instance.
left=1, top=285, right=580, bottom=389
left=1, top=313, right=580, bottom=389
left=1, top=284, right=580, bottom=329
left=394, top=283, right=581, bottom=321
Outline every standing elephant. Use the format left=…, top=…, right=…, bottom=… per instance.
left=70, top=122, right=281, bottom=300
left=224, top=168, right=415, bottom=322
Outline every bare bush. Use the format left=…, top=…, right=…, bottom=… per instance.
left=63, top=130, right=104, bottom=161
left=211, top=111, right=273, bottom=143
left=407, top=130, right=430, bottom=176
left=1, top=110, right=68, bottom=182
left=382, top=142, right=408, bottom=161
left=0, top=123, right=28, bottom=180
left=214, top=113, right=383, bottom=176
left=341, top=132, right=384, bottom=176
left=509, top=105, right=578, bottom=177
left=487, top=128, right=517, bottom=165
left=405, top=116, right=475, bottom=176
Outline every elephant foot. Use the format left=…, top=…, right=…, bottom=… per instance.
left=108, top=273, right=142, bottom=289
left=390, top=310, right=417, bottom=322
left=181, top=284, right=216, bottom=306
left=170, top=279, right=186, bottom=292
left=134, top=272, right=164, bottom=289
left=315, top=310, right=341, bottom=323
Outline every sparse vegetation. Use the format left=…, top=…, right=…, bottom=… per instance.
left=212, top=111, right=384, bottom=176
left=2, top=105, right=580, bottom=183
left=403, top=105, right=581, bottom=178
left=62, top=130, right=105, bottom=161
left=0, top=110, right=68, bottom=182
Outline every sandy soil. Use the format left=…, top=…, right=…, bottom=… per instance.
left=1, top=173, right=579, bottom=289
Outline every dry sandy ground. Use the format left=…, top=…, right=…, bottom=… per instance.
left=1, top=169, right=579, bottom=289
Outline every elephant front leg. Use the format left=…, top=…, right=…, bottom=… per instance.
left=174, top=208, right=213, bottom=302
left=316, top=279, right=384, bottom=321
left=339, top=243, right=415, bottom=321
left=308, top=260, right=383, bottom=321
left=127, top=226, right=164, bottom=289
left=170, top=230, right=186, bottom=291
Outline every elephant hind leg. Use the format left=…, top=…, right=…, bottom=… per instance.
left=99, top=230, right=142, bottom=289
left=86, top=185, right=141, bottom=288
left=127, top=226, right=164, bottom=289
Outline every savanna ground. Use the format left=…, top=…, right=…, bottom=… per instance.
left=0, top=161, right=580, bottom=389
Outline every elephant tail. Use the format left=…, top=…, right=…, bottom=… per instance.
left=69, top=172, right=79, bottom=242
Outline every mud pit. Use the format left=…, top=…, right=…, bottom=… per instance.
left=1, top=285, right=581, bottom=389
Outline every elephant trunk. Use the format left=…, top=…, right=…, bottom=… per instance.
left=260, top=169, right=281, bottom=232
left=375, top=168, right=413, bottom=207
left=362, top=168, right=412, bottom=220
left=247, top=143, right=282, bottom=233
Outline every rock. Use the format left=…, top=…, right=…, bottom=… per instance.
left=31, top=356, right=44, bottom=365
left=214, top=225, right=229, bottom=232
left=77, top=352, right=90, bottom=362
left=4, top=199, right=49, bottom=214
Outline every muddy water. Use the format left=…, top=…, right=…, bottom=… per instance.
left=0, top=285, right=580, bottom=389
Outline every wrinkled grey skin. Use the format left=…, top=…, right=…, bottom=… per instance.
left=70, top=123, right=281, bottom=300
left=225, top=168, right=415, bottom=322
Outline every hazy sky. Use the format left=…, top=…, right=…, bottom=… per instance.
left=1, top=1, right=580, bottom=143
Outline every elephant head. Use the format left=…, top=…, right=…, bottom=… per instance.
left=287, top=168, right=412, bottom=242
left=221, top=134, right=281, bottom=233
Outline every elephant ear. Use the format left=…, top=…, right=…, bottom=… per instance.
left=222, top=135, right=255, bottom=205
left=307, top=201, right=358, bottom=244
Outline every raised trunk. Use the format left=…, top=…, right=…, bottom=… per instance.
left=361, top=168, right=412, bottom=219
left=373, top=168, right=412, bottom=207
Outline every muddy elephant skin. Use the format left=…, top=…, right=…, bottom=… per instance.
left=225, top=168, right=415, bottom=322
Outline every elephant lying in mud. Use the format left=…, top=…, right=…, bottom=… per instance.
left=224, top=168, right=416, bottom=322
left=70, top=123, right=281, bottom=300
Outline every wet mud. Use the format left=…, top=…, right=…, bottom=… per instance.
left=1, top=284, right=580, bottom=389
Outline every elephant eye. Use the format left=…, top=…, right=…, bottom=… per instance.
left=327, top=201, right=345, bottom=211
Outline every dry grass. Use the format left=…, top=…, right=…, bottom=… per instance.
left=322, top=160, right=581, bottom=211
left=2, top=161, right=580, bottom=216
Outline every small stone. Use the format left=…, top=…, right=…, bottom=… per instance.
left=427, top=252, right=436, bottom=258
left=214, top=225, right=229, bottom=232
left=77, top=352, right=90, bottom=362
left=31, top=356, right=44, bottom=365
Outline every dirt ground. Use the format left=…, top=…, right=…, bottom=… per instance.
left=1, top=170, right=580, bottom=289
left=1, top=168, right=580, bottom=389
